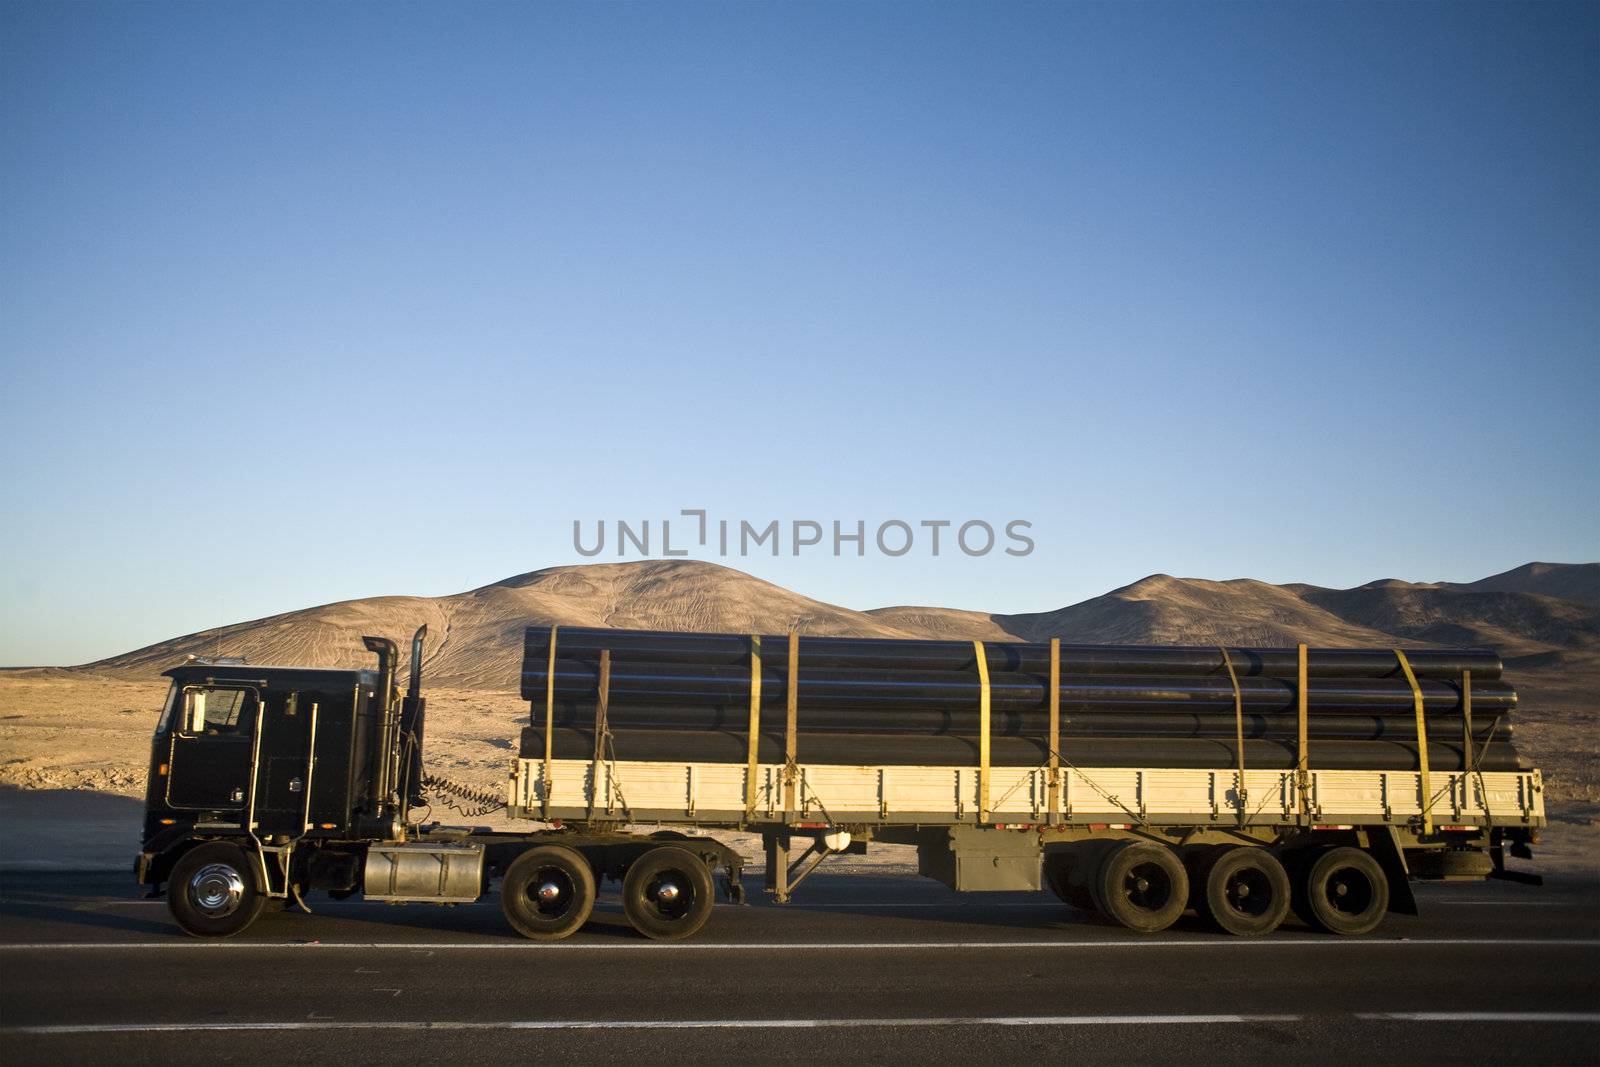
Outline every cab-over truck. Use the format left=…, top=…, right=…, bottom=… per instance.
left=136, top=627, right=1544, bottom=940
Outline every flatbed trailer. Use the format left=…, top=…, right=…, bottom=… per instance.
left=135, top=627, right=1545, bottom=941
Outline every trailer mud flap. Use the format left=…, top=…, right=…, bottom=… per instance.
left=1366, top=825, right=1419, bottom=916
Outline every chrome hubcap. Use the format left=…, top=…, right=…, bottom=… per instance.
left=655, top=881, right=682, bottom=904
left=529, top=867, right=577, bottom=918
left=189, top=863, right=245, bottom=917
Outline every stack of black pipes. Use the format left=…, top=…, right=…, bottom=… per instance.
left=518, top=627, right=1526, bottom=772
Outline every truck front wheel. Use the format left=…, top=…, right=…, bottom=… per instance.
left=167, top=842, right=267, bottom=938
left=622, top=846, right=714, bottom=941
left=501, top=846, right=597, bottom=941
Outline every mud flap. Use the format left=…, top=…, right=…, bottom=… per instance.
left=1367, top=825, right=1419, bottom=916
left=1489, top=836, right=1545, bottom=886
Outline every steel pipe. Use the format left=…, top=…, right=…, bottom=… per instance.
left=546, top=701, right=1510, bottom=741
left=521, top=627, right=1504, bottom=692
left=521, top=726, right=1527, bottom=772
left=528, top=661, right=1514, bottom=715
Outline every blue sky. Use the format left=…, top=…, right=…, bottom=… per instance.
left=2, top=1, right=1596, bottom=665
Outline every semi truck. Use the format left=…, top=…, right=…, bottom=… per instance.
left=136, top=625, right=1545, bottom=941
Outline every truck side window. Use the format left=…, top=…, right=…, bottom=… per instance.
left=154, top=684, right=178, bottom=734
left=182, top=687, right=258, bottom=736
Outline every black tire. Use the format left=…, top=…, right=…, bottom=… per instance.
left=1437, top=849, right=1494, bottom=879
left=1181, top=845, right=1225, bottom=910
left=1196, top=847, right=1291, bottom=937
left=1043, top=845, right=1101, bottom=912
left=1092, top=841, right=1188, bottom=933
left=1042, top=851, right=1077, bottom=906
left=622, top=845, right=715, bottom=941
left=1282, top=847, right=1320, bottom=928
left=501, top=846, right=596, bottom=941
left=167, top=842, right=267, bottom=938
left=1297, top=846, right=1389, bottom=936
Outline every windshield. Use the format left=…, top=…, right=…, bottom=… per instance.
left=153, top=683, right=177, bottom=735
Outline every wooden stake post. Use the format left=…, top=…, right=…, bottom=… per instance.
left=1047, top=638, right=1061, bottom=823
left=784, top=631, right=799, bottom=817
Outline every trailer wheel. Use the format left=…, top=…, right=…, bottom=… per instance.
left=622, top=846, right=714, bottom=941
left=1297, top=847, right=1389, bottom=936
left=1092, top=841, right=1188, bottom=933
left=1043, top=845, right=1102, bottom=912
left=1196, top=847, right=1291, bottom=937
left=167, top=842, right=267, bottom=938
left=1179, top=845, right=1224, bottom=910
left=501, top=846, right=596, bottom=941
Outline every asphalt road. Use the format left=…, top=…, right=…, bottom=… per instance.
left=1, top=867, right=1596, bottom=1065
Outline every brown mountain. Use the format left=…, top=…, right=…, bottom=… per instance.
left=999, top=575, right=1399, bottom=648
left=87, top=559, right=1599, bottom=690
left=91, top=561, right=920, bottom=690
left=1455, top=562, right=1599, bottom=607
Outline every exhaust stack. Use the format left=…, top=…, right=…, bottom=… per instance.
left=400, top=625, right=429, bottom=810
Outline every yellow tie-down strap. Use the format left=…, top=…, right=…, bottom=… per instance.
left=587, top=649, right=612, bottom=818
left=784, top=630, right=799, bottom=815
left=1297, top=642, right=1310, bottom=823
left=1219, top=646, right=1247, bottom=824
left=1394, top=649, right=1433, bottom=834
left=974, top=640, right=991, bottom=822
left=745, top=635, right=762, bottom=819
left=541, top=625, right=559, bottom=818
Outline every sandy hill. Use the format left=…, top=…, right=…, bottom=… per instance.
left=91, top=561, right=928, bottom=690
left=997, top=575, right=1400, bottom=647
left=1292, top=582, right=1599, bottom=658
left=1455, top=562, right=1599, bottom=607
left=83, top=560, right=1600, bottom=688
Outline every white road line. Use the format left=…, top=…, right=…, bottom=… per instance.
left=4, top=1015, right=1304, bottom=1034
left=9, top=1012, right=1599, bottom=1035
left=769, top=901, right=1061, bottom=908
left=65, top=908, right=1075, bottom=915
left=1356, top=1012, right=1600, bottom=1024
left=1427, top=901, right=1567, bottom=906
left=0, top=937, right=1595, bottom=952
left=799, top=898, right=1571, bottom=909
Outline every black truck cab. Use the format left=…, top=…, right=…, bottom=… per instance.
left=134, top=627, right=744, bottom=940
left=145, top=664, right=379, bottom=848
left=138, top=632, right=428, bottom=893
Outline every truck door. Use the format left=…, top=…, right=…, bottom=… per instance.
left=166, top=685, right=259, bottom=812
left=253, top=691, right=313, bottom=839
